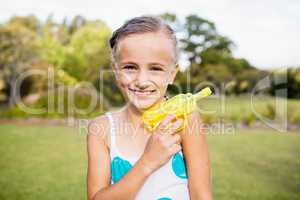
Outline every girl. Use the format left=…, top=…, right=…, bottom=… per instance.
left=87, top=16, right=213, bottom=200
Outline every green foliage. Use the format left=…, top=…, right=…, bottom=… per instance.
left=39, top=20, right=111, bottom=83
left=291, top=113, right=300, bottom=124
left=160, top=13, right=267, bottom=95
left=201, top=113, right=218, bottom=125
left=39, top=34, right=66, bottom=67
left=0, top=22, right=39, bottom=72
left=242, top=113, right=257, bottom=126
left=92, top=66, right=126, bottom=107
left=68, top=15, right=87, bottom=35
left=0, top=105, right=28, bottom=118
left=66, top=22, right=111, bottom=81
left=261, top=103, right=276, bottom=120
left=270, top=68, right=300, bottom=99
left=0, top=21, right=40, bottom=104
left=0, top=13, right=299, bottom=121
left=182, top=14, right=234, bottom=63
left=8, top=15, right=41, bottom=32
left=0, top=85, right=105, bottom=118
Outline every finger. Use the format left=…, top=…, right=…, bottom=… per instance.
left=173, top=134, right=182, bottom=144
left=165, top=133, right=181, bottom=147
left=158, top=113, right=176, bottom=130
left=164, top=118, right=183, bottom=135
left=172, top=118, right=183, bottom=130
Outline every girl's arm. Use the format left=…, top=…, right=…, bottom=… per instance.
left=86, top=117, right=153, bottom=200
left=181, top=111, right=213, bottom=200
left=87, top=114, right=183, bottom=200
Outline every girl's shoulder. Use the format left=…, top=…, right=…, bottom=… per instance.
left=87, top=109, right=124, bottom=151
left=87, top=113, right=112, bottom=151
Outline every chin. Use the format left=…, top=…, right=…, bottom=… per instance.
left=122, top=86, right=165, bottom=111
left=127, top=94, right=162, bottom=111
left=130, top=98, right=156, bottom=111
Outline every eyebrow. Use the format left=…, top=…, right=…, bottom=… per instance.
left=148, top=62, right=165, bottom=67
left=119, top=61, right=167, bottom=67
left=119, top=61, right=138, bottom=66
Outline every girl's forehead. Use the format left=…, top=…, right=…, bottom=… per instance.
left=116, top=32, right=174, bottom=65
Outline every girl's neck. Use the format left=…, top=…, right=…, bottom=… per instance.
left=123, top=97, right=165, bottom=131
left=123, top=102, right=144, bottom=130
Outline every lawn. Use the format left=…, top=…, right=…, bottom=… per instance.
left=0, top=124, right=299, bottom=200
left=197, top=95, right=300, bottom=124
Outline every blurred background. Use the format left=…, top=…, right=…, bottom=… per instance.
left=0, top=0, right=299, bottom=199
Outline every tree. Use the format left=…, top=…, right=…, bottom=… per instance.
left=8, top=15, right=40, bottom=33
left=160, top=13, right=261, bottom=94
left=181, top=14, right=234, bottom=65
left=270, top=67, right=300, bottom=99
left=0, top=22, right=39, bottom=105
left=67, top=21, right=111, bottom=82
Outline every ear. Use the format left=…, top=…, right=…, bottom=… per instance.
left=111, top=62, right=117, bottom=72
left=112, top=63, right=124, bottom=91
left=111, top=62, right=120, bottom=82
left=169, top=63, right=180, bottom=84
left=112, top=62, right=118, bottom=75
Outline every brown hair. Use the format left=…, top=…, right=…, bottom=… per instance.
left=109, top=15, right=179, bottom=64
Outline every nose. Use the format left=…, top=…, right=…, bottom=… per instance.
left=135, top=69, right=150, bottom=89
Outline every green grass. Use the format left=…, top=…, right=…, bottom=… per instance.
left=0, top=124, right=299, bottom=200
left=207, top=129, right=300, bottom=200
left=197, top=95, right=300, bottom=124
left=0, top=124, right=87, bottom=200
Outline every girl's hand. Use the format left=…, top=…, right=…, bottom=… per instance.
left=140, top=114, right=183, bottom=173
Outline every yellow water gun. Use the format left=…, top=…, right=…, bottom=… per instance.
left=142, top=87, right=212, bottom=133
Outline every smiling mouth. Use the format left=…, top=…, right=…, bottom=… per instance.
left=128, top=87, right=156, bottom=95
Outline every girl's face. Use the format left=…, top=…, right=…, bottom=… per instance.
left=113, top=31, right=179, bottom=111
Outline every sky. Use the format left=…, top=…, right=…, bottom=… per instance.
left=1, top=0, right=299, bottom=69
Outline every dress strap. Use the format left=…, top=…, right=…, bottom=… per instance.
left=105, top=112, right=116, bottom=151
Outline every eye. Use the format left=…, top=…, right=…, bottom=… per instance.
left=150, top=66, right=163, bottom=71
left=123, top=65, right=137, bottom=70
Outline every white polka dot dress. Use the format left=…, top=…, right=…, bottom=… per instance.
left=105, top=112, right=190, bottom=200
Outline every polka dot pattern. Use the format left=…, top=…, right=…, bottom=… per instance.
left=111, top=156, right=133, bottom=183
left=171, top=152, right=188, bottom=179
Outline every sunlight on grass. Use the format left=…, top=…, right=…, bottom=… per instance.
left=0, top=124, right=299, bottom=200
